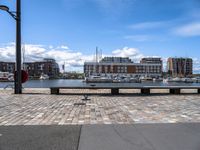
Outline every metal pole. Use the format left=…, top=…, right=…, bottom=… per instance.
left=15, top=0, right=22, bottom=94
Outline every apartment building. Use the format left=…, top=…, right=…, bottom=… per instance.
left=84, top=57, right=163, bottom=77
left=24, top=58, right=60, bottom=78
left=0, top=62, right=15, bottom=73
left=167, top=57, right=193, bottom=77
left=0, top=58, right=60, bottom=78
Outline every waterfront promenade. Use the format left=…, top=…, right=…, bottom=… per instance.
left=1, top=89, right=200, bottom=150
left=1, top=89, right=200, bottom=125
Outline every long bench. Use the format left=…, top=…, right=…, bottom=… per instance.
left=50, top=85, right=200, bottom=95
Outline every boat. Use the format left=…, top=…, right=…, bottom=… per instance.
left=118, top=76, right=131, bottom=83
left=112, top=77, right=121, bottom=83
left=0, top=72, right=14, bottom=82
left=182, top=78, right=193, bottom=83
left=197, top=78, right=200, bottom=83
left=139, top=76, right=153, bottom=82
left=192, top=77, right=200, bottom=83
left=130, top=77, right=141, bottom=83
left=153, top=77, right=163, bottom=82
left=165, top=77, right=182, bottom=82
left=39, top=74, right=49, bottom=80
left=172, top=77, right=182, bottom=82
left=85, top=76, right=112, bottom=83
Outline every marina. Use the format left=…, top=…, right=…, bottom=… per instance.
left=1, top=79, right=200, bottom=89
left=85, top=75, right=200, bottom=83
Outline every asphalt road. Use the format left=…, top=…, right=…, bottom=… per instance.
left=0, top=123, right=200, bottom=150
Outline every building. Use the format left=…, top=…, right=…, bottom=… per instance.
left=0, top=61, right=15, bottom=73
left=0, top=58, right=60, bottom=78
left=140, top=57, right=162, bottom=64
left=24, top=58, right=60, bottom=78
left=167, top=57, right=193, bottom=77
left=84, top=57, right=163, bottom=78
left=100, top=57, right=133, bottom=63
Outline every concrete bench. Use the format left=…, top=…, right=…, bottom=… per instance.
left=50, top=85, right=200, bottom=95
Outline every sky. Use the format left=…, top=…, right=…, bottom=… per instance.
left=0, top=0, right=200, bottom=73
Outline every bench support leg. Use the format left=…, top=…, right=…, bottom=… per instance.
left=51, top=88, right=59, bottom=94
left=170, top=89, right=180, bottom=94
left=111, top=88, right=119, bottom=95
left=141, top=88, right=150, bottom=94
left=198, top=89, right=200, bottom=94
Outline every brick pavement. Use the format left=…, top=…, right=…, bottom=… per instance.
left=0, top=89, right=200, bottom=125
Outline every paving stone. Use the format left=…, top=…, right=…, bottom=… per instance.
left=0, top=89, right=200, bottom=125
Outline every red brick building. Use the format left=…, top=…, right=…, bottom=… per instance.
left=84, top=57, right=163, bottom=77
left=167, top=58, right=193, bottom=77
left=24, top=58, right=60, bottom=78
left=0, top=62, right=15, bottom=73
left=0, top=58, right=60, bottom=78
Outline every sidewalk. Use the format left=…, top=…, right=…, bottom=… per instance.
left=1, top=89, right=200, bottom=125
left=0, top=124, right=200, bottom=150
left=1, top=89, right=200, bottom=149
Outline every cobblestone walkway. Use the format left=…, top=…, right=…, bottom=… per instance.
left=0, top=89, right=200, bottom=125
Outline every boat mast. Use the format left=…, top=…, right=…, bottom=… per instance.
left=22, top=44, right=25, bottom=70
left=96, top=47, right=98, bottom=76
left=96, top=47, right=98, bottom=63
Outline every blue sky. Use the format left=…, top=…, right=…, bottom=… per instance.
left=0, top=0, right=200, bottom=72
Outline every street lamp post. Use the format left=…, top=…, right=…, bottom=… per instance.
left=0, top=0, right=22, bottom=94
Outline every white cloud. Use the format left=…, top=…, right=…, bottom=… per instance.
left=0, top=43, right=94, bottom=72
left=49, top=45, right=53, bottom=49
left=24, top=44, right=46, bottom=55
left=193, top=58, right=200, bottom=73
left=0, top=43, right=16, bottom=62
left=59, top=45, right=69, bottom=50
left=112, top=47, right=144, bottom=62
left=173, top=22, right=200, bottom=37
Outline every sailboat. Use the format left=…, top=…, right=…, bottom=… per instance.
left=40, top=73, right=49, bottom=80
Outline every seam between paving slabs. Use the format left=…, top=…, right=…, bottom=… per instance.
left=76, top=125, right=82, bottom=150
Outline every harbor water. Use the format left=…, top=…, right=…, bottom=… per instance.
left=1, top=79, right=200, bottom=88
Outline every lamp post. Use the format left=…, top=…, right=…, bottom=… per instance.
left=0, top=0, right=22, bottom=94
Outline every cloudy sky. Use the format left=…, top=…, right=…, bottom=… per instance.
left=0, top=0, right=200, bottom=72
